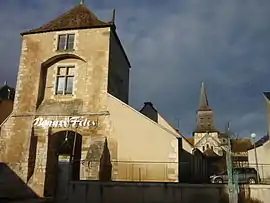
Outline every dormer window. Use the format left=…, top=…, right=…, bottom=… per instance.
left=57, top=34, right=75, bottom=51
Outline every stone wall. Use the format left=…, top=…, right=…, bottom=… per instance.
left=0, top=27, right=115, bottom=197
left=0, top=100, right=13, bottom=125
left=66, top=181, right=226, bottom=203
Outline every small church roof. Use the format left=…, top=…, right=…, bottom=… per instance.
left=21, top=4, right=113, bottom=35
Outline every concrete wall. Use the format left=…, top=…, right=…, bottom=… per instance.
left=241, top=184, right=270, bottom=203
left=66, top=181, right=226, bottom=203
left=248, top=140, right=270, bottom=181
left=249, top=184, right=270, bottom=203
left=108, top=94, right=179, bottom=182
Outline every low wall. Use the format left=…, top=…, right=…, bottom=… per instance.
left=245, top=184, right=270, bottom=203
left=67, top=181, right=227, bottom=203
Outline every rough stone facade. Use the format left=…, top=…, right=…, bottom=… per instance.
left=0, top=26, right=130, bottom=197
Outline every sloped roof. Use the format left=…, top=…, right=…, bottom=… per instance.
left=203, top=148, right=219, bottom=157
left=231, top=139, right=252, bottom=153
left=187, top=138, right=194, bottom=145
left=188, top=137, right=252, bottom=153
left=21, top=4, right=113, bottom=35
left=139, top=101, right=194, bottom=146
left=0, top=84, right=15, bottom=101
left=198, top=82, right=211, bottom=111
left=263, top=92, right=270, bottom=101
left=248, top=134, right=269, bottom=149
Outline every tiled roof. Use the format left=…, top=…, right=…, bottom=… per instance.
left=21, top=4, right=113, bottom=35
left=0, top=85, right=15, bottom=101
left=187, top=138, right=194, bottom=145
left=188, top=137, right=252, bottom=153
left=255, top=134, right=269, bottom=147
left=248, top=134, right=269, bottom=149
left=231, top=139, right=252, bottom=153
left=263, top=92, right=270, bottom=101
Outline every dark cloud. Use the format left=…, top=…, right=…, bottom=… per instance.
left=0, top=0, right=270, bottom=140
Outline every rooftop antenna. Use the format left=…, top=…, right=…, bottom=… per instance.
left=112, top=8, right=116, bottom=24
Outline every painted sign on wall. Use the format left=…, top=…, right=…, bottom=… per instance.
left=33, top=116, right=98, bottom=128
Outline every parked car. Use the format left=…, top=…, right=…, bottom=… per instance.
left=210, top=167, right=260, bottom=184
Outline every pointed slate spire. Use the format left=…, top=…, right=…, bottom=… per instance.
left=80, top=0, right=84, bottom=5
left=4, top=81, right=7, bottom=86
left=112, top=8, right=116, bottom=24
left=198, top=82, right=210, bottom=110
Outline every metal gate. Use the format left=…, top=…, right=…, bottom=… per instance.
left=55, top=155, right=70, bottom=202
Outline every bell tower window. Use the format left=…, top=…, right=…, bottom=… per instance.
left=55, top=66, right=75, bottom=95
left=57, top=34, right=75, bottom=51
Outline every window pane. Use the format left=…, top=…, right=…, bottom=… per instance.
left=67, top=66, right=75, bottom=75
left=67, top=34, right=75, bottom=50
left=56, top=76, right=65, bottom=94
left=57, top=67, right=67, bottom=75
left=65, top=76, right=74, bottom=94
left=57, top=35, right=66, bottom=50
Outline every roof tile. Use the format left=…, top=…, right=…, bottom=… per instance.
left=21, top=4, right=113, bottom=35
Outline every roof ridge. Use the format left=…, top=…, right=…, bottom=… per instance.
left=21, top=4, right=112, bottom=35
left=108, top=93, right=180, bottom=139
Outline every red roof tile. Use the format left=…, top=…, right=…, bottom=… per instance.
left=21, top=4, right=113, bottom=35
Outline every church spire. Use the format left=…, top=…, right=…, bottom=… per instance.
left=198, top=82, right=210, bottom=110
left=111, top=8, right=116, bottom=24
left=80, top=0, right=84, bottom=5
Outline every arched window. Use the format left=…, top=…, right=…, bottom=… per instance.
left=206, top=144, right=209, bottom=149
left=202, top=146, right=205, bottom=151
left=211, top=146, right=214, bottom=150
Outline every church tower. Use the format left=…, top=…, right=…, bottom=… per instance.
left=0, top=3, right=130, bottom=198
left=194, top=82, right=215, bottom=133
left=193, top=82, right=222, bottom=155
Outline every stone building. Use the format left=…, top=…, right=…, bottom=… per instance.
left=188, top=83, right=252, bottom=173
left=140, top=102, right=208, bottom=183
left=191, top=82, right=226, bottom=156
left=0, top=3, right=187, bottom=199
left=0, top=82, right=15, bottom=125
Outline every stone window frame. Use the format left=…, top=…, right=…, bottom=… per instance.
left=55, top=66, right=75, bottom=95
left=54, top=31, right=78, bottom=52
left=52, top=62, right=78, bottom=99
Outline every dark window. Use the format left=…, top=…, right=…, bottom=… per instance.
left=55, top=66, right=75, bottom=95
left=202, top=146, right=205, bottom=151
left=206, top=144, right=209, bottom=149
left=211, top=146, right=214, bottom=150
left=57, top=34, right=75, bottom=51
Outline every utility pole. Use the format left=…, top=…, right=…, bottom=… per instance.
left=225, top=122, right=238, bottom=203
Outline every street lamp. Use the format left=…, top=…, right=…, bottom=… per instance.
left=250, top=133, right=260, bottom=183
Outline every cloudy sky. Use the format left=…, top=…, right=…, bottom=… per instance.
left=0, top=0, right=270, bottom=139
